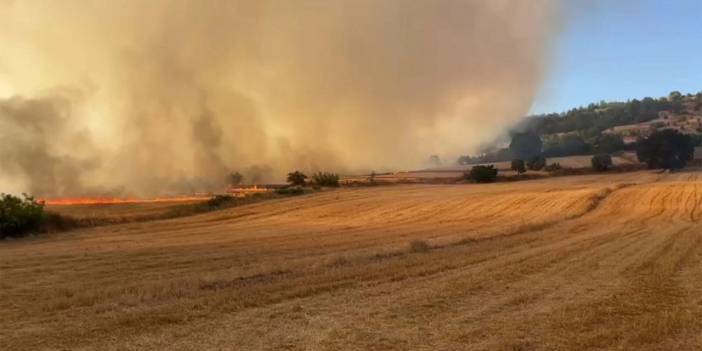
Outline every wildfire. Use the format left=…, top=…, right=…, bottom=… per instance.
left=41, top=196, right=212, bottom=206
left=40, top=186, right=271, bottom=206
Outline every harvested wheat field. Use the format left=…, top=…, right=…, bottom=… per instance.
left=3, top=170, right=702, bottom=350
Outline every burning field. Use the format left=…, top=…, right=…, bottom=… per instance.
left=2, top=1, right=700, bottom=350
left=3, top=170, right=702, bottom=350
left=41, top=196, right=212, bottom=206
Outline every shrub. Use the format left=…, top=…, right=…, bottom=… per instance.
left=596, top=134, right=626, bottom=153
left=409, top=240, right=430, bottom=253
left=0, top=193, right=44, bottom=238
left=510, top=159, right=526, bottom=174
left=526, top=155, right=546, bottom=171
left=591, top=154, right=613, bottom=171
left=39, top=212, right=80, bottom=232
left=206, top=195, right=236, bottom=208
left=227, top=171, right=244, bottom=185
left=286, top=171, right=308, bottom=186
left=275, top=186, right=304, bottom=196
left=466, top=165, right=498, bottom=183
left=510, top=132, right=542, bottom=160
left=637, top=129, right=694, bottom=170
left=544, top=162, right=563, bottom=172
left=311, top=172, right=340, bottom=187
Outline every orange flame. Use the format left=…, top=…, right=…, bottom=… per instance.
left=41, top=196, right=211, bottom=206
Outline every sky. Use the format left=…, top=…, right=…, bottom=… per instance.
left=530, top=0, right=702, bottom=115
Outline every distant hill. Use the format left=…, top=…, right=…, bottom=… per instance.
left=458, top=91, right=702, bottom=165
left=518, top=91, right=702, bottom=140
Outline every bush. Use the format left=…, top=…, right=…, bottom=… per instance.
left=227, top=171, right=244, bottom=185
left=275, top=186, right=304, bottom=196
left=0, top=193, right=44, bottom=238
left=510, top=132, right=542, bottom=160
left=544, top=162, right=563, bottom=172
left=39, top=212, right=80, bottom=232
left=206, top=195, right=236, bottom=208
left=527, top=155, right=546, bottom=171
left=591, top=154, right=613, bottom=171
left=466, top=165, right=498, bottom=183
left=637, top=129, right=694, bottom=170
left=286, top=171, right=308, bottom=186
left=510, top=159, right=526, bottom=174
left=311, top=172, right=340, bottom=187
left=596, top=134, right=625, bottom=153
left=409, top=240, right=430, bottom=253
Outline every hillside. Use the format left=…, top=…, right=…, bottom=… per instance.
left=3, top=170, right=702, bottom=350
left=461, top=91, right=702, bottom=165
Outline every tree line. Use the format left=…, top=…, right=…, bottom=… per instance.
left=459, top=91, right=702, bottom=165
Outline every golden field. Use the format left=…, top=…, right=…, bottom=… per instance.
left=2, top=170, right=702, bottom=350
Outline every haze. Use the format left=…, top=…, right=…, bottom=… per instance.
left=0, top=0, right=560, bottom=196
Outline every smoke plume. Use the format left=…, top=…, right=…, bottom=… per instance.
left=0, top=0, right=561, bottom=196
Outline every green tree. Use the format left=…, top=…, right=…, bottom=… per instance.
left=560, top=134, right=589, bottom=155
left=591, top=154, right=613, bottom=171
left=0, top=193, right=44, bottom=238
left=596, top=134, right=625, bottom=153
left=636, top=129, right=694, bottom=170
left=509, top=132, right=542, bottom=160
left=527, top=155, right=546, bottom=171
left=668, top=91, right=683, bottom=102
left=286, top=171, right=308, bottom=186
left=312, top=172, right=340, bottom=187
left=510, top=159, right=526, bottom=174
left=465, top=165, right=498, bottom=183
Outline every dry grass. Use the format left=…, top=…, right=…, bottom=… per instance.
left=2, top=170, right=702, bottom=350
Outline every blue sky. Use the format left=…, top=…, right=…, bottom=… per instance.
left=529, top=0, right=702, bottom=115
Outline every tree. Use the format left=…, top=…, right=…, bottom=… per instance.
left=636, top=129, right=694, bottom=170
left=428, top=155, right=442, bottom=167
left=591, top=154, right=613, bottom=171
left=527, top=155, right=546, bottom=171
left=668, top=91, right=683, bottom=102
left=312, top=172, right=340, bottom=187
left=560, top=134, right=589, bottom=155
left=544, top=162, right=563, bottom=172
left=227, top=171, right=243, bottom=185
left=509, top=132, right=542, bottom=160
left=511, top=159, right=526, bottom=174
left=465, top=165, right=498, bottom=183
left=286, top=171, right=308, bottom=186
left=596, top=134, right=625, bottom=153
left=0, top=193, right=44, bottom=238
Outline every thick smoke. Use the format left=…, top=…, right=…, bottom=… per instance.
left=0, top=0, right=561, bottom=196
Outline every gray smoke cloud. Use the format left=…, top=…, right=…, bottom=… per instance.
left=0, top=0, right=561, bottom=196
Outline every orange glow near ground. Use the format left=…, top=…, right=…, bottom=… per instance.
left=41, top=196, right=212, bottom=206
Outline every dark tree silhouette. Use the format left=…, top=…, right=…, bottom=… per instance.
left=596, top=134, right=625, bottom=153
left=636, top=129, right=694, bottom=170
left=511, top=159, right=526, bottom=174
left=227, top=171, right=243, bottom=185
left=312, top=172, right=340, bottom=187
left=509, top=132, right=542, bottom=160
left=286, top=171, right=308, bottom=186
left=591, top=154, right=613, bottom=171
left=527, top=155, right=546, bottom=171
left=465, top=165, right=498, bottom=183
left=0, top=193, right=44, bottom=238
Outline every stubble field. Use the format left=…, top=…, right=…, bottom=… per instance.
left=2, top=170, right=702, bottom=350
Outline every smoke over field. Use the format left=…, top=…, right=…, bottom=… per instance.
left=0, top=0, right=561, bottom=196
